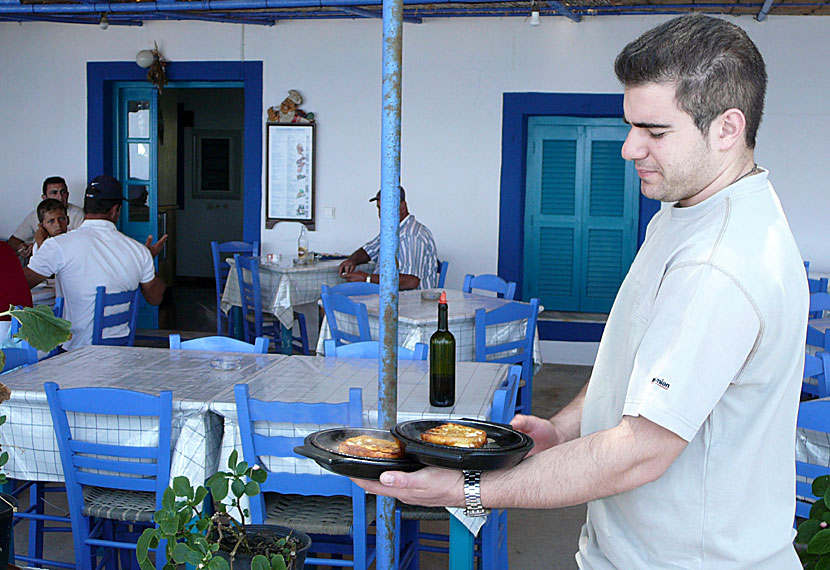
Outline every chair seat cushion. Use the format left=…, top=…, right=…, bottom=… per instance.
left=398, top=504, right=449, bottom=521
left=82, top=486, right=156, bottom=522
left=264, top=493, right=376, bottom=535
left=244, top=313, right=278, bottom=324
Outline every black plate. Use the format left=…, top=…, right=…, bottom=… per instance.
left=294, top=428, right=423, bottom=480
left=392, top=419, right=534, bottom=471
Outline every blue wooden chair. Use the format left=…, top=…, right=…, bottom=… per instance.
left=91, top=286, right=141, bottom=346
left=211, top=240, right=259, bottom=336
left=475, top=298, right=540, bottom=415
left=437, top=260, right=448, bottom=289
left=320, top=282, right=380, bottom=297
left=169, top=333, right=269, bottom=353
left=796, top=399, right=830, bottom=523
left=44, top=382, right=172, bottom=570
left=234, top=383, right=375, bottom=569
left=323, top=339, right=427, bottom=360
left=395, top=365, right=521, bottom=570
left=809, top=277, right=829, bottom=294
left=807, top=326, right=830, bottom=352
left=0, top=345, right=38, bottom=374
left=321, top=291, right=372, bottom=348
left=9, top=297, right=66, bottom=359
left=802, top=351, right=830, bottom=399
left=462, top=274, right=517, bottom=300
left=810, top=291, right=830, bottom=321
left=234, top=254, right=309, bottom=355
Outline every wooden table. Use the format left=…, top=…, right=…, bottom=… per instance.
left=0, top=345, right=510, bottom=570
left=318, top=288, right=543, bottom=368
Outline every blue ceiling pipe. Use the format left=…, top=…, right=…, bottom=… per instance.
left=756, top=0, right=775, bottom=20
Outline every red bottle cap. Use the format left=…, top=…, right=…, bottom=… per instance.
left=439, top=291, right=447, bottom=304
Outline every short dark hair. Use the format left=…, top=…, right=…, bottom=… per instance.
left=42, top=176, right=67, bottom=195
left=37, top=199, right=67, bottom=223
left=614, top=14, right=767, bottom=148
left=84, top=197, right=122, bottom=215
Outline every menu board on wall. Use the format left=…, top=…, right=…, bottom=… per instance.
left=266, top=123, right=315, bottom=228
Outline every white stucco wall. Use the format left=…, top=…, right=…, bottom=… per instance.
left=1, top=15, right=828, bottom=289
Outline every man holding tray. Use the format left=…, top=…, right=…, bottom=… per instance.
left=357, top=15, right=806, bottom=569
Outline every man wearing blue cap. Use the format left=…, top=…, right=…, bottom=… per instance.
left=23, top=175, right=167, bottom=350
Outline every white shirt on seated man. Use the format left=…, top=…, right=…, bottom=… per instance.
left=23, top=175, right=167, bottom=351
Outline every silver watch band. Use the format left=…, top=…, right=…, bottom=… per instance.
left=463, top=469, right=488, bottom=517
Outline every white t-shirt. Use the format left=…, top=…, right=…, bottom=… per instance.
left=576, top=170, right=806, bottom=569
left=27, top=219, right=156, bottom=351
left=12, top=203, right=85, bottom=243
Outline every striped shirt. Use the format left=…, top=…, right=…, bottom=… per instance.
left=363, top=214, right=438, bottom=289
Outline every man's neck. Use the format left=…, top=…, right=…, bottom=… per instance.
left=84, top=214, right=116, bottom=223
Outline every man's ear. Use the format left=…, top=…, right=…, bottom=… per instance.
left=712, top=108, right=746, bottom=151
left=109, top=204, right=122, bottom=222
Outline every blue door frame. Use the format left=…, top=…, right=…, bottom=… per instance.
left=498, top=92, right=660, bottom=342
left=87, top=61, right=263, bottom=245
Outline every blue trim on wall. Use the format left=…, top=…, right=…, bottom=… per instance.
left=87, top=61, right=263, bottom=244
left=538, top=320, right=605, bottom=343
left=498, top=92, right=659, bottom=342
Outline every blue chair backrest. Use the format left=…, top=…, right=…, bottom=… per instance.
left=321, top=291, right=372, bottom=347
left=169, top=333, right=269, bottom=354
left=234, top=383, right=365, bottom=520
left=475, top=299, right=540, bottom=369
left=462, top=274, right=517, bottom=300
left=810, top=292, right=830, bottom=315
left=323, top=339, right=427, bottom=360
left=806, top=326, right=830, bottom=351
left=92, top=286, right=141, bottom=346
left=1, top=345, right=39, bottom=374
left=803, top=351, right=830, bottom=399
left=234, top=254, right=267, bottom=343
left=212, top=240, right=259, bottom=335
left=809, top=277, right=829, bottom=294
left=321, top=282, right=380, bottom=297
left=44, top=381, right=172, bottom=509
left=796, top=399, right=830, bottom=520
left=53, top=297, right=65, bottom=318
left=437, top=260, right=448, bottom=289
left=489, top=365, right=521, bottom=424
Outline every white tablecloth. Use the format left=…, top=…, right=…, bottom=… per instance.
left=317, top=288, right=543, bottom=368
left=220, top=258, right=374, bottom=328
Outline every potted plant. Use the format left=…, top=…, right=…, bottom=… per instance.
left=797, top=474, right=830, bottom=569
left=136, top=450, right=311, bottom=570
left=0, top=304, right=72, bottom=568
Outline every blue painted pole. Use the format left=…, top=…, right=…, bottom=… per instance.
left=377, top=0, right=403, bottom=564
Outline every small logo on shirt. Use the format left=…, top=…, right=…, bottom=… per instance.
left=651, top=377, right=670, bottom=390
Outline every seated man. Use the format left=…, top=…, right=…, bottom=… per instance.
left=8, top=176, right=84, bottom=258
left=23, top=175, right=167, bottom=350
left=338, top=186, right=438, bottom=290
left=32, top=198, right=69, bottom=254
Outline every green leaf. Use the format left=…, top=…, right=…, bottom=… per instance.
left=172, top=543, right=192, bottom=564
left=236, top=461, right=249, bottom=476
left=808, top=528, right=830, bottom=555
left=210, top=477, right=229, bottom=501
left=812, top=499, right=830, bottom=520
left=173, top=476, right=192, bottom=498
left=208, top=555, right=230, bottom=570
left=249, top=467, right=267, bottom=483
left=816, top=476, right=830, bottom=499
left=136, top=529, right=153, bottom=563
left=194, top=486, right=209, bottom=505
left=10, top=305, right=72, bottom=352
left=797, top=519, right=822, bottom=544
left=231, top=479, right=245, bottom=498
left=817, top=557, right=830, bottom=570
left=0, top=451, right=8, bottom=468
left=244, top=481, right=260, bottom=497
left=162, top=487, right=175, bottom=510
left=159, top=517, right=179, bottom=535
left=137, top=556, right=157, bottom=570
left=270, top=554, right=287, bottom=570
left=228, top=449, right=239, bottom=469
left=184, top=548, right=204, bottom=566
left=251, top=555, right=270, bottom=570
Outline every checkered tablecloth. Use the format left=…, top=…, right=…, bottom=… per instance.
left=317, top=288, right=543, bottom=368
left=220, top=258, right=374, bottom=328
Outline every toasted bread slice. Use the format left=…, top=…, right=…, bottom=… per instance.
left=338, top=435, right=404, bottom=459
left=420, top=423, right=487, bottom=448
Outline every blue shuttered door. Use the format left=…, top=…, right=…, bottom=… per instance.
left=524, top=117, right=638, bottom=313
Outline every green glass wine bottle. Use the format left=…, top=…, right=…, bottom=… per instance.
left=429, top=290, right=456, bottom=407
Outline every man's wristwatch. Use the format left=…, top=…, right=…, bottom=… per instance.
left=462, top=470, right=488, bottom=517
left=365, top=275, right=372, bottom=283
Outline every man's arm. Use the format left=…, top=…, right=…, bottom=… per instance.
left=23, top=267, right=48, bottom=289
left=511, top=382, right=587, bottom=456
left=354, top=414, right=687, bottom=510
left=8, top=236, right=33, bottom=258
left=343, top=269, right=420, bottom=290
left=338, top=248, right=371, bottom=276
left=140, top=276, right=166, bottom=306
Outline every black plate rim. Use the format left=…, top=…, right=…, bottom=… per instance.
left=306, top=427, right=413, bottom=463
left=393, top=418, right=532, bottom=454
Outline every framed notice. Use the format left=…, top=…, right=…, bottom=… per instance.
left=266, top=123, right=315, bottom=229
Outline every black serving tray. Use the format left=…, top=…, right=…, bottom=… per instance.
left=294, top=428, right=422, bottom=480
left=392, top=419, right=534, bottom=471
